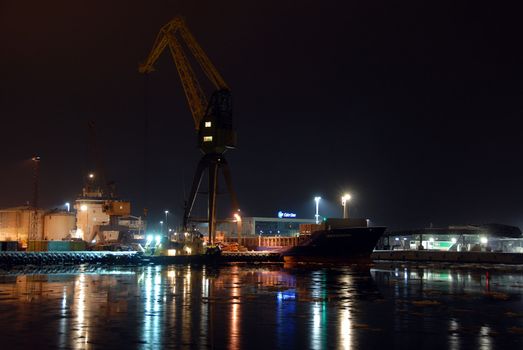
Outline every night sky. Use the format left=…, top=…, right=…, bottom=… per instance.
left=1, top=1, right=522, bottom=230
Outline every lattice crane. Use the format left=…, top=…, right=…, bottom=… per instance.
left=140, top=16, right=239, bottom=244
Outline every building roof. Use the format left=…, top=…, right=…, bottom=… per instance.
left=247, top=217, right=316, bottom=223
left=0, top=206, right=45, bottom=213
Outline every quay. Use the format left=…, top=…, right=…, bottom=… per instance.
left=0, top=251, right=283, bottom=267
left=372, top=250, right=523, bottom=264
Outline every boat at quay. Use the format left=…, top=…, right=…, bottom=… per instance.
left=282, top=218, right=386, bottom=263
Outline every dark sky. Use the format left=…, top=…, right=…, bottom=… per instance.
left=1, top=1, right=522, bottom=230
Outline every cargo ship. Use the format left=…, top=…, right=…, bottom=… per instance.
left=282, top=218, right=386, bottom=263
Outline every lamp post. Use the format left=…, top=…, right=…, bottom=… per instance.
left=341, top=193, right=351, bottom=219
left=234, top=212, right=242, bottom=244
left=164, top=210, right=169, bottom=234
left=314, top=196, right=321, bottom=224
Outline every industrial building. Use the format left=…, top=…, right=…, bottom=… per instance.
left=218, top=216, right=316, bottom=237
left=0, top=191, right=144, bottom=248
left=0, top=206, right=74, bottom=247
left=375, top=224, right=523, bottom=253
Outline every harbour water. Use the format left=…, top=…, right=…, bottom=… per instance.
left=0, top=263, right=523, bottom=349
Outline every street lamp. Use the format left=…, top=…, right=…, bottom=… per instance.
left=341, top=193, right=351, bottom=219
left=314, top=196, right=321, bottom=224
left=164, top=210, right=169, bottom=234
left=65, top=202, right=70, bottom=212
left=234, top=211, right=242, bottom=243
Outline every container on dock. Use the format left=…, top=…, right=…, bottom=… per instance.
left=47, top=240, right=86, bottom=251
left=28, top=240, right=86, bottom=252
left=27, top=240, right=49, bottom=252
left=0, top=241, right=19, bottom=251
left=69, top=241, right=87, bottom=251
left=47, top=241, right=71, bottom=251
left=299, top=223, right=325, bottom=234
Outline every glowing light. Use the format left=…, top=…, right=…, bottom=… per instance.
left=234, top=213, right=241, bottom=222
left=185, top=247, right=192, bottom=254
left=429, top=237, right=435, bottom=242
left=451, top=238, right=457, bottom=244
left=480, top=237, right=488, bottom=244
left=88, top=173, right=94, bottom=179
left=80, top=204, right=88, bottom=212
left=341, top=193, right=351, bottom=205
left=155, top=235, right=162, bottom=244
left=167, top=249, right=177, bottom=256
left=146, top=235, right=153, bottom=243
left=314, top=196, right=321, bottom=224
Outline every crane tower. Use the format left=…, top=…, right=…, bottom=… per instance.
left=140, top=16, right=239, bottom=244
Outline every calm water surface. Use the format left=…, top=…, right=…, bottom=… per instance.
left=0, top=263, right=522, bottom=349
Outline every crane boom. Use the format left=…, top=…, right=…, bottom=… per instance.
left=139, top=17, right=227, bottom=129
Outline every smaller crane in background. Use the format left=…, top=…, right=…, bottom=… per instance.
left=140, top=16, right=239, bottom=245
left=30, top=155, right=41, bottom=241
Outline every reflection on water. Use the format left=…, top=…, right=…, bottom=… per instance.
left=0, top=264, right=523, bottom=349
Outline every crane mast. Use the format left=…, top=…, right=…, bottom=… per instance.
left=140, top=16, right=239, bottom=244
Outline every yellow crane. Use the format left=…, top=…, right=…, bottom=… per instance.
left=140, top=16, right=239, bottom=245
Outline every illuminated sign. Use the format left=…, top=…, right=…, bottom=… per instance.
left=277, top=211, right=296, bottom=218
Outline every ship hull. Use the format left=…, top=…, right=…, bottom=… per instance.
left=282, top=226, right=386, bottom=263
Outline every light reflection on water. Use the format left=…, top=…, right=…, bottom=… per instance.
left=0, top=264, right=522, bottom=349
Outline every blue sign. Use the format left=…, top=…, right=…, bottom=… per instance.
left=278, top=211, right=296, bottom=218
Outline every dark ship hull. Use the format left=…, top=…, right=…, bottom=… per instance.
left=282, top=226, right=386, bottom=263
